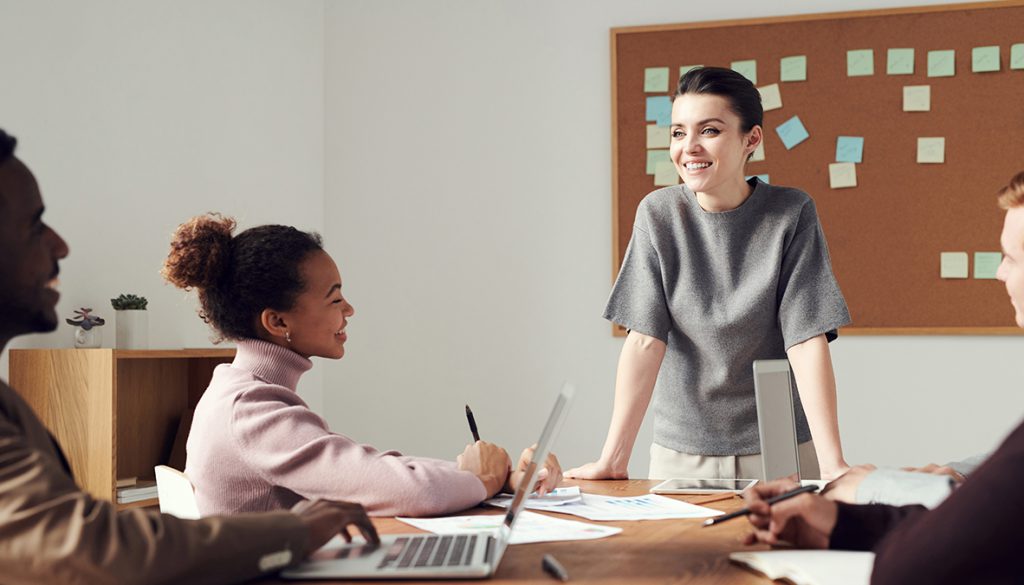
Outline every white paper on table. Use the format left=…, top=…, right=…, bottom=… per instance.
left=395, top=510, right=621, bottom=545
left=484, top=486, right=582, bottom=510
left=729, top=551, right=874, bottom=585
left=539, top=493, right=724, bottom=521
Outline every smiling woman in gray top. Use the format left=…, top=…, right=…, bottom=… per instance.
left=567, top=67, right=851, bottom=483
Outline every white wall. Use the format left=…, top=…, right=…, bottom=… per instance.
left=323, top=0, right=1021, bottom=477
left=0, top=0, right=327, bottom=409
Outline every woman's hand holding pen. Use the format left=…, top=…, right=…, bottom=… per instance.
left=742, top=479, right=838, bottom=549
left=507, top=444, right=563, bottom=496
left=457, top=441, right=511, bottom=498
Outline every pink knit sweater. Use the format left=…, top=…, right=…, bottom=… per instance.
left=185, top=338, right=487, bottom=517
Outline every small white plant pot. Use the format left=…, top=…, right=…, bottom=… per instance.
left=116, top=310, right=149, bottom=349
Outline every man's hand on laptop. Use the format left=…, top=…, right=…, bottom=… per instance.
left=292, top=499, right=380, bottom=556
left=507, top=444, right=563, bottom=496
left=457, top=440, right=512, bottom=498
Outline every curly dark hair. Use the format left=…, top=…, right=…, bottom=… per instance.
left=162, top=213, right=324, bottom=341
left=0, top=128, right=16, bottom=167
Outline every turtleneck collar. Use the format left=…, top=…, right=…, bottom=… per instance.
left=232, top=338, right=313, bottom=392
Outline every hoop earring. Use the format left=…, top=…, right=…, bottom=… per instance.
left=285, top=331, right=292, bottom=344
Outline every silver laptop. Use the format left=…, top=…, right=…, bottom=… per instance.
left=282, top=383, right=575, bottom=580
left=752, top=360, right=801, bottom=482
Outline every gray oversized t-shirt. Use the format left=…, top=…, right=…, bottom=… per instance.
left=605, top=179, right=851, bottom=456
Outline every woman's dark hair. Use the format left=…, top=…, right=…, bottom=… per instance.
left=0, top=128, right=17, bottom=166
left=162, top=213, right=324, bottom=341
left=674, top=66, right=763, bottom=132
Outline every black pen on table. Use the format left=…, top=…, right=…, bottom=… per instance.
left=702, top=484, right=819, bottom=527
left=465, top=404, right=481, bottom=442
left=542, top=553, right=569, bottom=582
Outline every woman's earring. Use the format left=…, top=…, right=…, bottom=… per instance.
left=285, top=331, right=292, bottom=344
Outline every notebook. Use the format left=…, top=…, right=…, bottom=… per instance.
left=281, top=383, right=575, bottom=580
left=730, top=550, right=875, bottom=585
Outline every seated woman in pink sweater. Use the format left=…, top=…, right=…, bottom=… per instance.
left=162, top=213, right=560, bottom=517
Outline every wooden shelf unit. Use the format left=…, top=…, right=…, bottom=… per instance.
left=9, top=348, right=234, bottom=509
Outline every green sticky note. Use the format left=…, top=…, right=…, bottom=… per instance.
left=644, top=67, right=669, bottom=92
left=653, top=161, right=679, bottom=186
left=974, top=252, right=1002, bottom=279
left=972, top=46, right=1000, bottom=73
left=679, top=64, right=703, bottom=79
left=1012, top=44, right=1024, bottom=70
left=780, top=55, right=807, bottom=82
left=928, top=50, right=955, bottom=77
left=731, top=60, right=757, bottom=84
left=887, top=48, right=914, bottom=75
left=646, top=149, right=670, bottom=175
left=847, top=49, right=874, bottom=77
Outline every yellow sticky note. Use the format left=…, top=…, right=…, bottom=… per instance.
left=646, top=149, right=670, bottom=175
left=646, top=125, right=670, bottom=149
left=758, top=83, right=782, bottom=111
left=829, top=163, right=857, bottom=189
left=903, top=85, right=930, bottom=112
left=750, top=141, right=765, bottom=162
left=653, top=161, right=680, bottom=186
left=940, top=252, right=968, bottom=279
left=917, top=137, right=945, bottom=164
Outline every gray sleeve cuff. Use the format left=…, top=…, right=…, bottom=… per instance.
left=855, top=468, right=955, bottom=509
left=946, top=453, right=987, bottom=477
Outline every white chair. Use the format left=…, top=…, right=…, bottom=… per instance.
left=154, top=465, right=201, bottom=519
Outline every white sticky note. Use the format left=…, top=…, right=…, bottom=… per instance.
left=1012, top=44, right=1024, bottom=70
left=903, top=85, right=931, bottom=112
left=646, top=125, right=670, bottom=149
left=829, top=162, right=857, bottom=189
left=758, top=83, right=782, bottom=111
left=917, top=137, right=945, bottom=164
left=750, top=141, right=765, bottom=162
left=653, top=161, right=679, bottom=186
left=940, top=252, right=968, bottom=279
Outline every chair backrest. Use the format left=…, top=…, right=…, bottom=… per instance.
left=154, top=465, right=201, bottom=519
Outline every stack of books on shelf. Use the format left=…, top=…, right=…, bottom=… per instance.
left=116, top=478, right=158, bottom=504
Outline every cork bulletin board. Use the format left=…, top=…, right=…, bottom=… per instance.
left=610, top=1, right=1024, bottom=335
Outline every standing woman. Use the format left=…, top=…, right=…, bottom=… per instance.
left=567, top=67, right=851, bottom=482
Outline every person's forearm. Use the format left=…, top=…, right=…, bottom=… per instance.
left=787, top=334, right=846, bottom=477
left=598, top=331, right=666, bottom=469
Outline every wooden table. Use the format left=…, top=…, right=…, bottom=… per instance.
left=263, top=479, right=773, bottom=584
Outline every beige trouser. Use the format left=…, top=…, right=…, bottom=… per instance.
left=649, top=441, right=820, bottom=481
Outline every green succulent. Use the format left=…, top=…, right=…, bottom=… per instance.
left=110, top=294, right=148, bottom=311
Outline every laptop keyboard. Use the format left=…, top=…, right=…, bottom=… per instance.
left=377, top=535, right=479, bottom=570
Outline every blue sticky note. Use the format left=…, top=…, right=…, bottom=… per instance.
left=972, top=46, right=1000, bottom=73
left=928, top=50, right=956, bottom=77
left=776, top=116, right=809, bottom=150
left=847, top=49, right=874, bottom=77
left=887, top=48, right=914, bottom=75
left=835, top=136, right=864, bottom=164
left=645, top=96, right=672, bottom=126
left=646, top=149, right=671, bottom=175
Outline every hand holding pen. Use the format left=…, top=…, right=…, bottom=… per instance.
left=738, top=480, right=838, bottom=549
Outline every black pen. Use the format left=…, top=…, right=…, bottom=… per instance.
left=541, top=553, right=569, bottom=582
left=702, top=484, right=819, bottom=527
left=465, top=404, right=481, bottom=442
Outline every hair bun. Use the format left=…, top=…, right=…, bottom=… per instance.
left=162, top=213, right=236, bottom=290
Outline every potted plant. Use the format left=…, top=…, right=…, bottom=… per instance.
left=111, top=293, right=149, bottom=349
left=66, top=308, right=105, bottom=348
